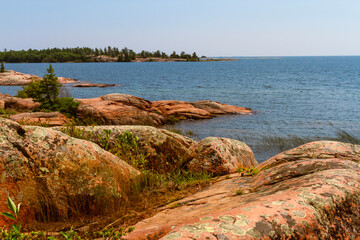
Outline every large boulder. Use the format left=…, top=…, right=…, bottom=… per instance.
left=10, top=112, right=69, bottom=126
left=187, top=137, right=258, bottom=175
left=0, top=118, right=139, bottom=226
left=127, top=141, right=360, bottom=239
left=63, top=125, right=197, bottom=173
left=76, top=94, right=165, bottom=126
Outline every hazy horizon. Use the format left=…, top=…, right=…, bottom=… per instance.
left=1, top=0, right=360, bottom=57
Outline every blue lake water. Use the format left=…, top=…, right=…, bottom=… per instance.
left=3, top=57, right=360, bottom=162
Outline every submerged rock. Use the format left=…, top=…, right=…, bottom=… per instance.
left=127, top=141, right=360, bottom=239
left=0, top=118, right=139, bottom=226
left=187, top=137, right=257, bottom=175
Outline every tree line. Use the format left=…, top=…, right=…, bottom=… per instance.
left=0, top=47, right=200, bottom=63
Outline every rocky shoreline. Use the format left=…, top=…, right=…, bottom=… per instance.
left=0, top=93, right=253, bottom=126
left=0, top=70, right=77, bottom=85
left=0, top=116, right=359, bottom=239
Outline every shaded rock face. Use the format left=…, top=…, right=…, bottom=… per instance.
left=10, top=112, right=69, bottom=126
left=127, top=141, right=360, bottom=239
left=0, top=70, right=77, bottom=85
left=0, top=93, right=40, bottom=111
left=187, top=137, right=257, bottom=175
left=71, top=125, right=197, bottom=173
left=76, top=94, right=253, bottom=126
left=0, top=118, right=139, bottom=226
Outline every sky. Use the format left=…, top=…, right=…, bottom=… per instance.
left=1, top=0, right=360, bottom=56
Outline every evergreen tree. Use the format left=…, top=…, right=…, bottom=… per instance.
left=0, top=61, right=5, bottom=73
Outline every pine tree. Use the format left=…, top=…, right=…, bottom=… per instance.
left=0, top=61, right=5, bottom=73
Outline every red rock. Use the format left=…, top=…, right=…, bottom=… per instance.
left=187, top=137, right=258, bottom=175
left=127, top=141, right=360, bottom=239
left=152, top=100, right=212, bottom=120
left=76, top=94, right=165, bottom=125
left=0, top=93, right=40, bottom=111
left=76, top=94, right=253, bottom=126
left=10, top=112, right=69, bottom=126
left=0, top=118, right=139, bottom=226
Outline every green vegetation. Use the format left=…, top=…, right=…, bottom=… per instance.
left=0, top=47, right=201, bottom=63
left=16, top=65, right=80, bottom=117
left=0, top=61, right=5, bottom=72
left=237, top=167, right=259, bottom=176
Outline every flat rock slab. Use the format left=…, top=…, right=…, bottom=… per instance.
left=0, top=70, right=77, bottom=85
left=127, top=141, right=360, bottom=239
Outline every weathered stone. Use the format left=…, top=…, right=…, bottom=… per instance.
left=187, top=137, right=258, bottom=175
left=10, top=112, right=69, bottom=126
left=0, top=118, right=139, bottom=226
left=76, top=94, right=165, bottom=126
left=64, top=125, right=197, bottom=173
left=127, top=141, right=360, bottom=239
left=76, top=94, right=253, bottom=126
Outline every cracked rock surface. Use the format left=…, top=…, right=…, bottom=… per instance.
left=127, top=141, right=360, bottom=239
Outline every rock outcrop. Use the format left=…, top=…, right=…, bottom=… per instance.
left=76, top=93, right=253, bottom=126
left=70, top=125, right=197, bottom=173
left=0, top=93, right=40, bottom=111
left=0, top=118, right=139, bottom=226
left=0, top=70, right=77, bottom=85
left=187, top=137, right=257, bottom=175
left=127, top=141, right=360, bottom=239
left=76, top=94, right=165, bottom=126
left=10, top=112, right=69, bottom=126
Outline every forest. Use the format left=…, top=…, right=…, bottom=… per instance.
left=0, top=47, right=201, bottom=63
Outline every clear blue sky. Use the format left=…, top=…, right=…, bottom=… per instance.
left=1, top=0, right=359, bottom=56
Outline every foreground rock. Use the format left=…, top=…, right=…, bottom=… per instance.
left=76, top=93, right=253, bottom=126
left=59, top=126, right=256, bottom=175
left=0, top=70, right=77, bottom=85
left=127, top=141, right=360, bottom=239
left=0, top=118, right=139, bottom=226
left=187, top=137, right=257, bottom=175
left=10, top=112, right=69, bottom=126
